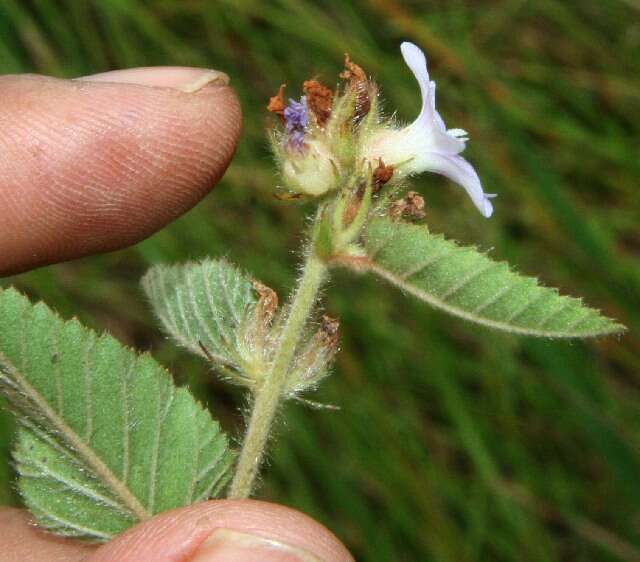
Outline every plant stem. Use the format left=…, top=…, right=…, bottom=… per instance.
left=229, top=250, right=328, bottom=499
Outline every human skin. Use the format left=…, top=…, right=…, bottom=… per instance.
left=0, top=68, right=353, bottom=562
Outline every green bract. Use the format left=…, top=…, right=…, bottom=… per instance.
left=142, top=259, right=258, bottom=377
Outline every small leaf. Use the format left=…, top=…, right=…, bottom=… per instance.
left=141, top=259, right=257, bottom=370
left=0, top=288, right=233, bottom=541
left=355, top=217, right=624, bottom=338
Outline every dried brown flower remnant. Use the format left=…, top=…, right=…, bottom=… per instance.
left=389, top=191, right=426, bottom=221
left=339, top=53, right=367, bottom=83
left=239, top=280, right=279, bottom=363
left=267, top=84, right=287, bottom=121
left=353, top=80, right=374, bottom=127
left=342, top=179, right=368, bottom=226
left=252, top=280, right=278, bottom=326
left=340, top=53, right=371, bottom=127
left=318, top=315, right=340, bottom=348
left=373, top=159, right=394, bottom=193
left=303, top=80, right=333, bottom=127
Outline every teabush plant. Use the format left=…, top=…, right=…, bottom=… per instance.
left=0, top=43, right=624, bottom=541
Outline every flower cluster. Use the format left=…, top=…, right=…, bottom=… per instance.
left=268, top=42, right=495, bottom=218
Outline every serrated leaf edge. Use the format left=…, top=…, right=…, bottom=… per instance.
left=356, top=218, right=624, bottom=338
left=363, top=259, right=623, bottom=338
left=140, top=258, right=252, bottom=368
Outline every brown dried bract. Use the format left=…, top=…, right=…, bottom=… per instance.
left=303, top=80, right=333, bottom=127
left=342, top=179, right=368, bottom=226
left=373, top=159, right=394, bottom=193
left=340, top=53, right=367, bottom=83
left=389, top=191, right=426, bottom=221
left=340, top=53, right=371, bottom=127
left=318, top=315, right=340, bottom=348
left=267, top=84, right=287, bottom=122
left=353, top=80, right=373, bottom=127
left=252, top=280, right=278, bottom=326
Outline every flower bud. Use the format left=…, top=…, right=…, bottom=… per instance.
left=280, top=138, right=339, bottom=197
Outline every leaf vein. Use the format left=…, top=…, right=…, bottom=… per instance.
left=0, top=355, right=150, bottom=520
left=505, top=292, right=548, bottom=323
left=21, top=457, right=130, bottom=515
left=365, top=263, right=606, bottom=338
left=83, top=336, right=96, bottom=444
left=156, top=272, right=183, bottom=340
left=400, top=250, right=452, bottom=280
left=196, top=438, right=227, bottom=482
left=148, top=381, right=174, bottom=513
left=121, top=356, right=134, bottom=487
left=536, top=301, right=570, bottom=330
left=472, top=283, right=514, bottom=315
left=187, top=409, right=200, bottom=504
left=440, top=262, right=495, bottom=301
left=26, top=495, right=112, bottom=540
left=186, top=268, right=224, bottom=356
left=203, top=266, right=233, bottom=348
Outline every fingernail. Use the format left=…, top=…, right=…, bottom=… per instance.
left=190, top=528, right=325, bottom=562
left=76, top=66, right=229, bottom=93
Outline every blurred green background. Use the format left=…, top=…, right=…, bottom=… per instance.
left=1, top=1, right=639, bottom=560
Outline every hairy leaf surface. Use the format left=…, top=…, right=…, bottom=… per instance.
left=142, top=259, right=256, bottom=370
left=0, top=288, right=233, bottom=541
left=360, top=217, right=623, bottom=337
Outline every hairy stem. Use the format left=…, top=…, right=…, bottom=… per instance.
left=229, top=250, right=328, bottom=498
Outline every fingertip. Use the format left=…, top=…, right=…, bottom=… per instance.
left=76, top=66, right=231, bottom=91
left=0, top=70, right=242, bottom=275
left=88, top=500, right=353, bottom=562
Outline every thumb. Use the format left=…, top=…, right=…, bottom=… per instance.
left=0, top=501, right=353, bottom=562
left=89, top=500, right=353, bottom=562
left=0, top=67, right=241, bottom=276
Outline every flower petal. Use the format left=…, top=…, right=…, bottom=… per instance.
left=423, top=153, right=494, bottom=218
left=400, top=42, right=433, bottom=123
left=400, top=42, right=465, bottom=155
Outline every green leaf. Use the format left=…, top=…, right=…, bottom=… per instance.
left=141, top=259, right=257, bottom=370
left=0, top=288, right=233, bottom=541
left=357, top=217, right=624, bottom=338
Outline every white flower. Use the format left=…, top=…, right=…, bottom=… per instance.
left=364, top=42, right=495, bottom=218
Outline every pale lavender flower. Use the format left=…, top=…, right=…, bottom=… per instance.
left=365, top=42, right=496, bottom=217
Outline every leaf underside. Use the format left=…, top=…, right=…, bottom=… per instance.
left=0, top=288, right=234, bottom=542
left=362, top=217, right=624, bottom=338
left=141, top=259, right=257, bottom=369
